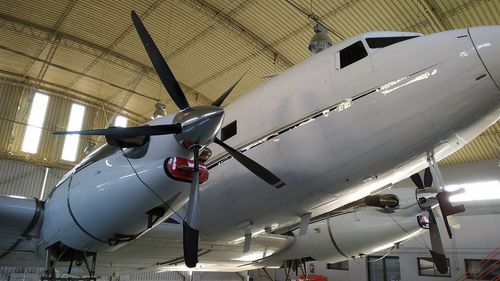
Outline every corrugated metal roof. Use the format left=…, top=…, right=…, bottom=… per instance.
left=0, top=0, right=498, bottom=167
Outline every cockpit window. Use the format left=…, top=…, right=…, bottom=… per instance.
left=340, top=41, right=368, bottom=68
left=366, top=36, right=419, bottom=49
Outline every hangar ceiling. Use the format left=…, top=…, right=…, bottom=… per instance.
left=0, top=0, right=499, bottom=167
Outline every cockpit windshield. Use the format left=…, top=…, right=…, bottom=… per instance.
left=366, top=36, right=420, bottom=49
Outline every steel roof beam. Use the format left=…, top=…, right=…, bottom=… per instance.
left=417, top=0, right=453, bottom=32
left=21, top=0, right=78, bottom=77
left=167, top=0, right=293, bottom=70
left=63, top=0, right=164, bottom=92
left=409, top=0, right=485, bottom=32
left=191, top=0, right=362, bottom=89
left=0, top=13, right=212, bottom=107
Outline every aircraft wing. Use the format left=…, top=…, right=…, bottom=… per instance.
left=0, top=218, right=293, bottom=275
left=96, top=223, right=293, bottom=274
left=0, top=195, right=44, bottom=263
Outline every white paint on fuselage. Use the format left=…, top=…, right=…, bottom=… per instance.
left=40, top=27, right=500, bottom=254
left=195, top=28, right=500, bottom=242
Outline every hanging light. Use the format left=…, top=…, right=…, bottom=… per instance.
left=308, top=23, right=332, bottom=54
left=151, top=102, right=167, bottom=119
left=83, top=140, right=97, bottom=156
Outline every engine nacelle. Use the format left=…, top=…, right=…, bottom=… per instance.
left=0, top=195, right=43, bottom=238
left=264, top=206, right=423, bottom=265
left=40, top=155, right=191, bottom=252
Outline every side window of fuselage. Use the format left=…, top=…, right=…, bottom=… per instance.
left=339, top=41, right=368, bottom=68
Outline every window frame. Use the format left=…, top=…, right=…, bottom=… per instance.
left=366, top=36, right=419, bottom=49
left=61, top=103, right=86, bottom=162
left=336, top=40, right=368, bottom=69
left=21, top=92, right=50, bottom=154
left=417, top=257, right=451, bottom=277
left=367, top=256, right=401, bottom=281
left=327, top=261, right=349, bottom=271
left=114, top=115, right=128, bottom=127
left=464, top=258, right=499, bottom=280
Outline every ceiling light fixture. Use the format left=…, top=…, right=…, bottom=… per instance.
left=83, top=140, right=97, bottom=156
left=151, top=102, right=167, bottom=119
left=308, top=23, right=332, bottom=54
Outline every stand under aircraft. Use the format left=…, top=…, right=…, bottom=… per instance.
left=1, top=10, right=499, bottom=279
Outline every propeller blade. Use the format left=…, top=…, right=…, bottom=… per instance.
left=131, top=11, right=190, bottom=110
left=427, top=209, right=448, bottom=274
left=53, top=124, right=182, bottom=137
left=213, top=138, right=285, bottom=188
left=410, top=173, right=424, bottom=189
left=183, top=146, right=201, bottom=268
left=423, top=167, right=433, bottom=188
left=211, top=70, right=248, bottom=107
left=436, top=191, right=465, bottom=239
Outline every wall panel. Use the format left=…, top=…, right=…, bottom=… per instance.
left=0, top=159, right=68, bottom=199
left=0, top=78, right=23, bottom=153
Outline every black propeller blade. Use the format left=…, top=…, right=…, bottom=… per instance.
left=131, top=11, right=190, bottom=110
left=183, top=145, right=201, bottom=268
left=53, top=124, right=182, bottom=137
left=427, top=209, right=448, bottom=274
left=128, top=10, right=284, bottom=268
left=410, top=167, right=451, bottom=274
left=214, top=137, right=285, bottom=188
left=423, top=167, right=432, bottom=188
left=211, top=71, right=248, bottom=107
left=410, top=167, right=432, bottom=189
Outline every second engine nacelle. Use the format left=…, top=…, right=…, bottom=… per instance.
left=264, top=205, right=423, bottom=265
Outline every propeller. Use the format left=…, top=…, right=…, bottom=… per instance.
left=54, top=10, right=285, bottom=268
left=410, top=167, right=432, bottom=189
left=411, top=167, right=464, bottom=274
left=130, top=11, right=189, bottom=111
left=53, top=124, right=182, bottom=137
left=213, top=138, right=285, bottom=188
left=183, top=145, right=201, bottom=268
left=211, top=70, right=248, bottom=107
left=411, top=168, right=448, bottom=273
left=427, top=208, right=448, bottom=274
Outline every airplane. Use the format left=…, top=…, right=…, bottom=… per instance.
left=0, top=9, right=499, bottom=279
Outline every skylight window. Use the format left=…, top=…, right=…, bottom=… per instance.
left=21, top=93, right=50, bottom=154
left=114, top=115, right=128, bottom=127
left=446, top=180, right=500, bottom=202
left=61, top=104, right=86, bottom=162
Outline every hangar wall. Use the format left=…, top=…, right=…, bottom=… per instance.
left=0, top=268, right=244, bottom=281
left=0, top=76, right=143, bottom=169
left=0, top=159, right=67, bottom=199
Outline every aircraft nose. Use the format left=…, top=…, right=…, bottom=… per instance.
left=469, top=26, right=500, bottom=89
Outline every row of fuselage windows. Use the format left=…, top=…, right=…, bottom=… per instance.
left=339, top=36, right=420, bottom=69
left=20, top=92, right=128, bottom=162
